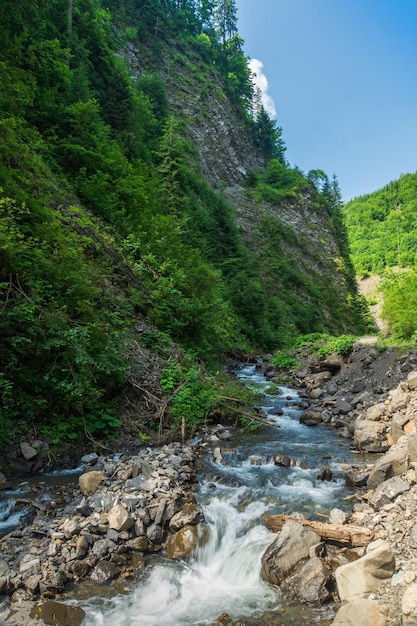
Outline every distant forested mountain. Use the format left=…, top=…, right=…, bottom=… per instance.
left=344, top=173, right=417, bottom=342
left=344, top=173, right=417, bottom=274
left=0, top=0, right=368, bottom=453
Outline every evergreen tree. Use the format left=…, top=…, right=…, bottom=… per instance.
left=254, top=106, right=286, bottom=163
left=214, top=0, right=238, bottom=45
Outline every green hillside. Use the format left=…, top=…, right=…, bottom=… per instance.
left=344, top=172, right=417, bottom=341
left=344, top=173, right=417, bottom=274
left=0, top=0, right=368, bottom=455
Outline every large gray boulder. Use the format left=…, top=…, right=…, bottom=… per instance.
left=366, top=436, right=409, bottom=488
left=281, top=555, right=332, bottom=605
left=353, top=421, right=388, bottom=453
left=332, top=599, right=389, bottom=625
left=368, top=475, right=410, bottom=509
left=261, top=520, right=320, bottom=586
left=335, top=539, right=395, bottom=603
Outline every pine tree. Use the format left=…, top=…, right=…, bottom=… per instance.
left=214, top=0, right=238, bottom=45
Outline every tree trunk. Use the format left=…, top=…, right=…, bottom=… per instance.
left=264, top=514, right=374, bottom=547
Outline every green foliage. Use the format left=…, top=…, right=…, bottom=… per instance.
left=293, top=333, right=356, bottom=357
left=160, top=359, right=257, bottom=431
left=344, top=173, right=417, bottom=274
left=381, top=269, right=417, bottom=341
left=0, top=0, right=368, bottom=454
left=270, top=350, right=300, bottom=371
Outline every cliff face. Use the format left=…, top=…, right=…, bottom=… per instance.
left=123, top=39, right=358, bottom=331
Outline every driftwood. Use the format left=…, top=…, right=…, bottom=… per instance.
left=264, top=514, right=374, bottom=547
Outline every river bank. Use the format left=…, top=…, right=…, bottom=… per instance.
left=2, top=343, right=417, bottom=625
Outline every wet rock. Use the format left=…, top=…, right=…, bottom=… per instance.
left=335, top=539, right=395, bottom=602
left=300, top=411, right=322, bottom=426
left=169, top=503, right=204, bottom=532
left=90, top=561, right=120, bottom=583
left=34, top=600, right=85, bottom=625
left=79, top=471, right=103, bottom=496
left=125, top=536, right=150, bottom=552
left=281, top=556, right=332, bottom=605
left=261, top=520, right=321, bottom=586
left=317, top=468, right=333, bottom=481
left=165, top=524, right=201, bottom=559
left=273, top=454, right=291, bottom=467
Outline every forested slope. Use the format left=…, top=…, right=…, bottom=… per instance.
left=344, top=172, right=417, bottom=341
left=0, top=0, right=368, bottom=455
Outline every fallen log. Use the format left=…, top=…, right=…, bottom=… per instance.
left=263, top=514, right=374, bottom=547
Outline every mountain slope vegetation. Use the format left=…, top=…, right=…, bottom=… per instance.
left=0, top=0, right=368, bottom=455
left=344, top=172, right=417, bottom=342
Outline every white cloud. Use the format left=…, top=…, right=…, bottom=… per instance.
left=248, top=58, right=277, bottom=119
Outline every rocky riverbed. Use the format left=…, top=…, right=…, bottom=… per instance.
left=2, top=343, right=417, bottom=625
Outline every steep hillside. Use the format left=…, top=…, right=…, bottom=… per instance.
left=0, top=0, right=368, bottom=456
left=344, top=173, right=417, bottom=341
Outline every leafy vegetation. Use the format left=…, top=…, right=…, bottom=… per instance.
left=0, top=0, right=367, bottom=454
left=344, top=173, right=417, bottom=342
left=344, top=173, right=417, bottom=275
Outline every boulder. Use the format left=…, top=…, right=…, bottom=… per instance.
left=261, top=520, right=320, bottom=586
left=353, top=421, right=388, bottom=453
left=335, top=539, right=395, bottom=603
left=368, top=475, right=410, bottom=509
left=309, top=388, right=323, bottom=400
left=108, top=504, right=133, bottom=532
left=20, top=442, right=37, bottom=461
left=79, top=471, right=103, bottom=496
left=366, top=437, right=409, bottom=488
left=300, top=411, right=322, bottom=426
left=332, top=599, right=389, bottom=625
left=169, top=503, right=204, bottom=532
left=330, top=508, right=347, bottom=525
left=365, top=403, right=386, bottom=422
left=34, top=600, right=85, bottom=626
left=281, top=556, right=332, bottom=605
left=402, top=582, right=417, bottom=625
left=165, top=525, right=201, bottom=560
left=90, top=561, right=120, bottom=583
left=273, top=454, right=291, bottom=467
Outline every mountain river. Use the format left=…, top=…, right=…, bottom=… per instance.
left=68, top=364, right=366, bottom=626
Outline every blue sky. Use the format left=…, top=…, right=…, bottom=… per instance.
left=235, top=0, right=417, bottom=201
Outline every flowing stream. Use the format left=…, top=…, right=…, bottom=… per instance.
left=77, top=364, right=362, bottom=625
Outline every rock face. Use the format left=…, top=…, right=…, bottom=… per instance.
left=335, top=540, right=395, bottom=603
left=332, top=599, right=389, bottom=626
left=261, top=520, right=321, bottom=585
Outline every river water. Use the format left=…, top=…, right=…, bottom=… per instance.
left=77, top=364, right=362, bottom=626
